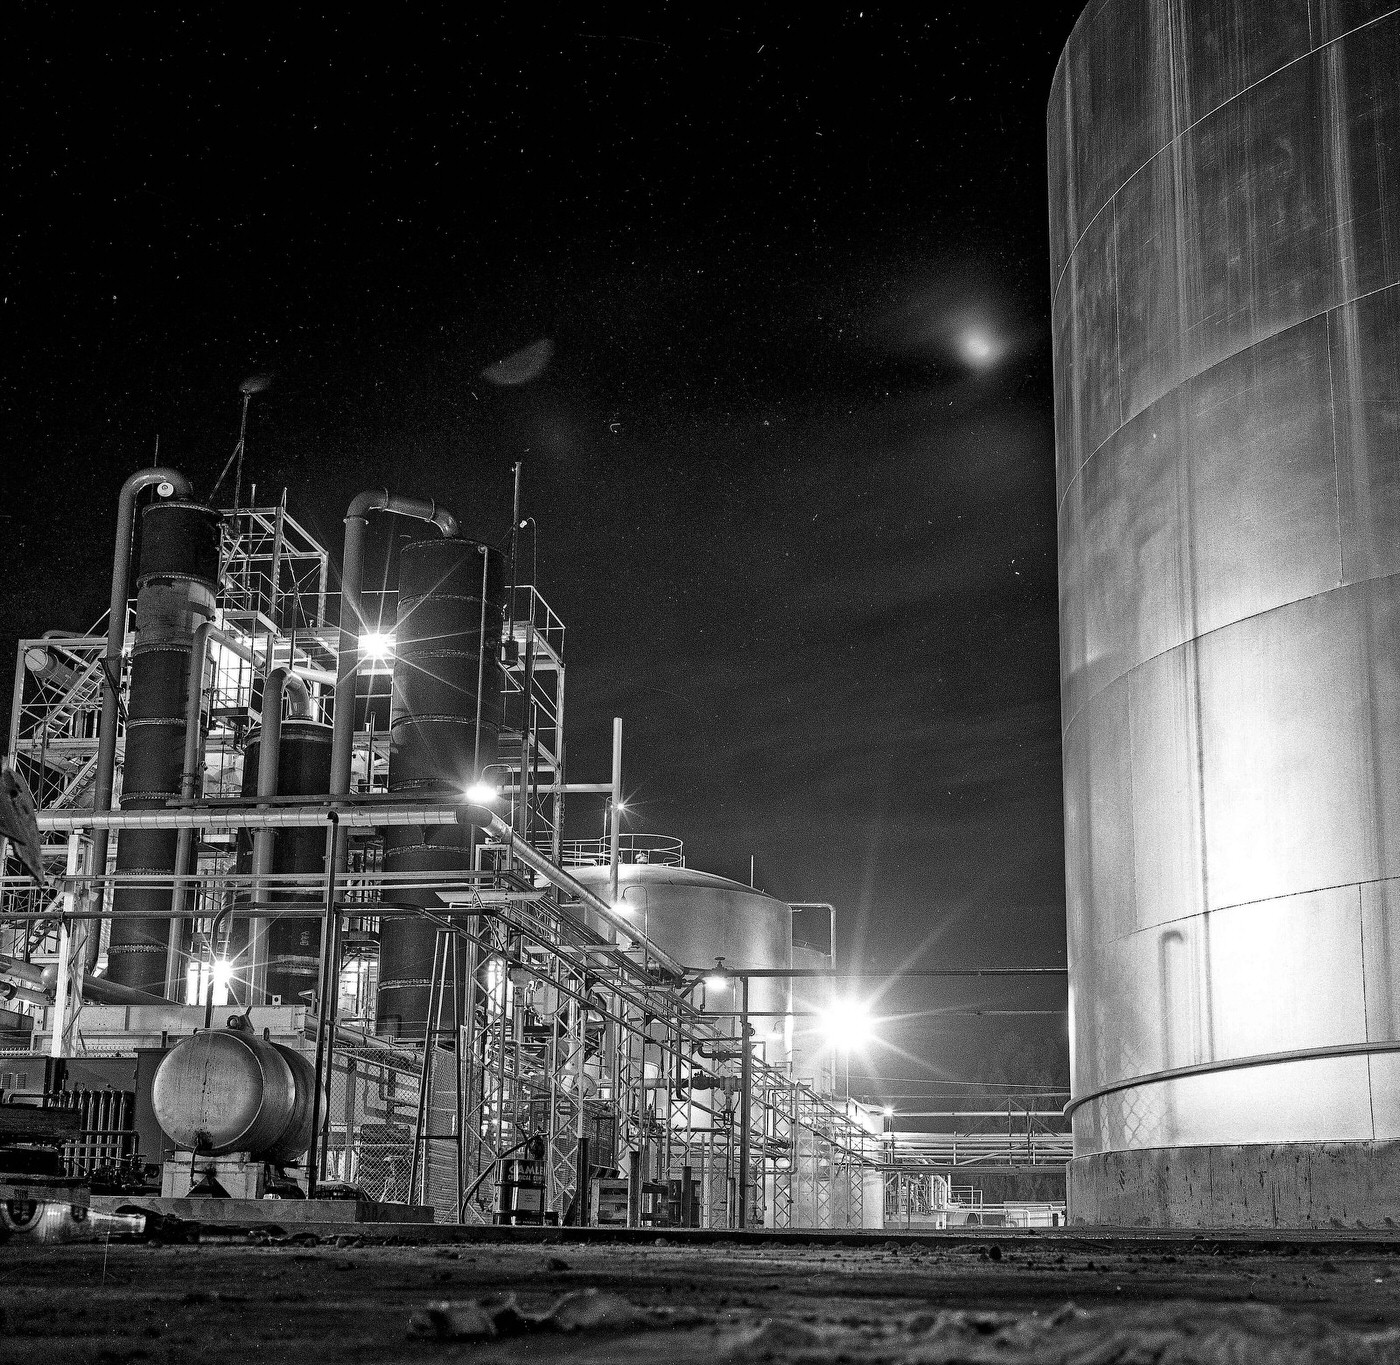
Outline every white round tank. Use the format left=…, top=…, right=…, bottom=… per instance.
left=569, top=863, right=792, bottom=1066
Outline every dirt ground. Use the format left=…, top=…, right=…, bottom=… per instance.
left=5, top=1230, right=1400, bottom=1363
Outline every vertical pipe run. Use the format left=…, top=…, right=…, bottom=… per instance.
left=738, top=974, right=751, bottom=1229
left=307, top=812, right=339, bottom=1198
left=608, top=718, right=622, bottom=906
left=247, top=667, right=318, bottom=1002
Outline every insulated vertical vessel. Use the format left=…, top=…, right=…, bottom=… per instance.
left=378, top=538, right=504, bottom=1038
left=108, top=501, right=221, bottom=993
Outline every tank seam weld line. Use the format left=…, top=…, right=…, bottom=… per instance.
left=1064, top=1038, right=1400, bottom=1119
left=1083, top=872, right=1400, bottom=954
left=1049, top=5, right=1400, bottom=304
left=1060, top=565, right=1400, bottom=740
left=1056, top=273, right=1400, bottom=520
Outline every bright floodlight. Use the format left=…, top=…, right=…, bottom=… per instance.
left=465, top=781, right=498, bottom=804
left=211, top=959, right=232, bottom=992
left=883, top=1105, right=895, bottom=1118
left=360, top=630, right=395, bottom=660
left=705, top=974, right=730, bottom=995
left=821, top=998, right=874, bottom=1050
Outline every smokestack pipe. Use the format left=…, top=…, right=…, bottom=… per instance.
left=327, top=491, right=459, bottom=871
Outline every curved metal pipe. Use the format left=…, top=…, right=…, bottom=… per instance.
left=277, top=669, right=315, bottom=721
left=1063, top=1038, right=1400, bottom=1118
left=328, top=490, right=459, bottom=871
left=92, top=467, right=193, bottom=972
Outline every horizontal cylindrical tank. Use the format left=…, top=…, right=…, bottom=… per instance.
left=151, top=1026, right=298, bottom=1158
left=265, top=1042, right=324, bottom=1166
left=108, top=501, right=221, bottom=994
left=1051, top=1, right=1400, bottom=1225
left=570, top=863, right=792, bottom=1063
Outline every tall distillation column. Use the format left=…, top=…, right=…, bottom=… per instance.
left=1051, top=0, right=1400, bottom=1224
left=378, top=538, right=504, bottom=1038
left=107, top=500, right=221, bottom=993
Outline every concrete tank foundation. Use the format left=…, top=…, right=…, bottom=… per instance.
left=1069, top=1143, right=1400, bottom=1229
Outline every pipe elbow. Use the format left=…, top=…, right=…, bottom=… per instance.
left=344, top=489, right=457, bottom=537
left=277, top=666, right=316, bottom=722
left=456, top=804, right=495, bottom=831
left=430, top=503, right=460, bottom=538
left=122, top=467, right=192, bottom=501
left=345, top=488, right=390, bottom=523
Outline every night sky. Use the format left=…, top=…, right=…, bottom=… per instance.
left=7, top=7, right=1083, bottom=1097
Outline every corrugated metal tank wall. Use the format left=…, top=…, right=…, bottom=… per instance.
left=1050, top=0, right=1400, bottom=1225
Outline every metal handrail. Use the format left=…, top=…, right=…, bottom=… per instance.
left=558, top=833, right=684, bottom=868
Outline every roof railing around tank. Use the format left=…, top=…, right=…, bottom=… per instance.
left=556, top=832, right=684, bottom=868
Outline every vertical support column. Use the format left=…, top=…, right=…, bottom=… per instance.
left=627, top=1148, right=642, bottom=1228
left=550, top=665, right=566, bottom=867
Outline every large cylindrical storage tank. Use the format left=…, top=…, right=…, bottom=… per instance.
left=108, top=501, right=221, bottom=993
left=1051, top=1, right=1400, bottom=1226
left=570, top=864, right=792, bottom=1063
left=378, top=538, right=504, bottom=1038
left=240, top=721, right=334, bottom=1005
